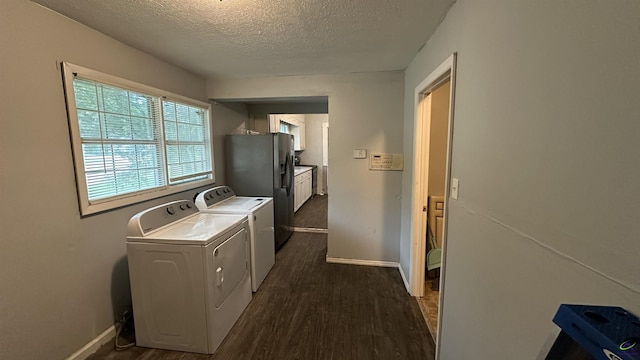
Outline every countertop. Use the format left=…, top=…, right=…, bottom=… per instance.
left=294, top=166, right=313, bottom=176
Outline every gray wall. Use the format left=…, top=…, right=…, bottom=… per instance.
left=0, top=1, right=212, bottom=359
left=211, top=102, right=250, bottom=183
left=400, top=0, right=640, bottom=358
left=209, top=73, right=404, bottom=262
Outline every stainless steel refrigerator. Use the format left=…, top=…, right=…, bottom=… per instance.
left=225, top=133, right=294, bottom=250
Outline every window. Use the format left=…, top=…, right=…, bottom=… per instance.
left=62, top=63, right=214, bottom=215
left=162, top=100, right=211, bottom=184
left=279, top=121, right=290, bottom=134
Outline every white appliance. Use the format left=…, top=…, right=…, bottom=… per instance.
left=195, top=186, right=275, bottom=292
left=126, top=200, right=252, bottom=354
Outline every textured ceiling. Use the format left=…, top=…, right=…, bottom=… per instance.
left=32, top=0, right=455, bottom=80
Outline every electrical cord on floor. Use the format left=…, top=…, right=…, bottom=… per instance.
left=114, top=309, right=135, bottom=351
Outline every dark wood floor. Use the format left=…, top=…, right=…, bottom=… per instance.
left=88, top=195, right=434, bottom=360
left=292, top=194, right=328, bottom=229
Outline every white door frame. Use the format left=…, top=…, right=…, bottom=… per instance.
left=409, top=53, right=457, bottom=355
left=321, top=121, right=329, bottom=194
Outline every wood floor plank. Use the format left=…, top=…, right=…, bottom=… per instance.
left=292, top=195, right=327, bottom=229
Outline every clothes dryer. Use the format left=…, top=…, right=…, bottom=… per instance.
left=126, top=200, right=251, bottom=354
left=195, top=186, right=275, bottom=292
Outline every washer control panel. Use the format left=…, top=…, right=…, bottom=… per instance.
left=127, top=200, right=199, bottom=237
left=196, top=186, right=235, bottom=208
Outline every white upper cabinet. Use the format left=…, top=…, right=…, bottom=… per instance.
left=269, top=114, right=306, bottom=151
left=291, top=120, right=305, bottom=151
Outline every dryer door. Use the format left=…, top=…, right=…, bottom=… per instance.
left=208, top=228, right=250, bottom=308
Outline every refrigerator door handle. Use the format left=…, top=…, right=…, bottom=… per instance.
left=287, top=156, right=294, bottom=195
left=283, top=154, right=293, bottom=195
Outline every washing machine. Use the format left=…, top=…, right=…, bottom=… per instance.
left=126, top=200, right=252, bottom=354
left=195, top=186, right=275, bottom=292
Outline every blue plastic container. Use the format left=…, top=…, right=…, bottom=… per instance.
left=550, top=304, right=640, bottom=360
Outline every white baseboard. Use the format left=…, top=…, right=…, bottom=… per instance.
left=326, top=256, right=398, bottom=268
left=66, top=325, right=115, bottom=360
left=398, top=263, right=410, bottom=292
left=290, top=226, right=328, bottom=234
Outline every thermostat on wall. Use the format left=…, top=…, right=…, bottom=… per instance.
left=353, top=149, right=367, bottom=159
left=369, top=153, right=404, bottom=171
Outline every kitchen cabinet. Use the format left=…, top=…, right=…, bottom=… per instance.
left=269, top=114, right=306, bottom=151
left=291, top=120, right=305, bottom=151
left=294, top=167, right=312, bottom=212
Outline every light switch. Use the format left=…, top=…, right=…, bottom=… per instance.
left=451, top=178, right=459, bottom=200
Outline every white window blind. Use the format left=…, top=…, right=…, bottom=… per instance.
left=62, top=62, right=214, bottom=215
left=162, top=100, right=212, bottom=184
left=73, top=78, right=166, bottom=200
left=280, top=121, right=290, bottom=133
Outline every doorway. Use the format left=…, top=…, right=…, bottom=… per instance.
left=321, top=121, right=329, bottom=195
left=291, top=113, right=329, bottom=232
left=418, top=79, right=450, bottom=339
left=268, top=112, right=329, bottom=232
left=409, top=53, right=457, bottom=356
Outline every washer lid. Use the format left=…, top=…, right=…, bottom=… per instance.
left=207, top=196, right=272, bottom=213
left=128, top=213, right=246, bottom=245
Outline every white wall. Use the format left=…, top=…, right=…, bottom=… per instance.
left=401, top=1, right=640, bottom=358
left=299, top=114, right=329, bottom=194
left=0, top=1, right=213, bottom=359
left=209, top=73, right=404, bottom=262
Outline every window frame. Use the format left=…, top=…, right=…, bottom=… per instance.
left=62, top=62, right=215, bottom=216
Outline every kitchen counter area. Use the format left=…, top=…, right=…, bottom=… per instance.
left=293, top=166, right=314, bottom=212
left=294, top=166, right=313, bottom=176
